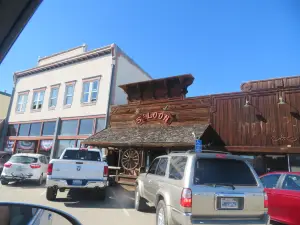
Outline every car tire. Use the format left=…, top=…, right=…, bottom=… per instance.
left=135, top=187, right=147, bottom=211
left=1, top=180, right=8, bottom=185
left=46, top=187, right=57, bottom=201
left=156, top=200, right=171, bottom=225
left=96, top=189, right=106, bottom=201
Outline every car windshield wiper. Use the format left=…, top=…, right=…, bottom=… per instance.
left=203, top=183, right=236, bottom=190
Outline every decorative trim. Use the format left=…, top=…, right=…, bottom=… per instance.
left=38, top=45, right=85, bottom=62
left=18, top=90, right=30, bottom=94
left=82, top=75, right=102, bottom=82
left=271, top=135, right=298, bottom=143
left=60, top=114, right=106, bottom=121
left=14, top=45, right=112, bottom=78
left=33, top=87, right=46, bottom=91
left=65, top=80, right=77, bottom=85
left=57, top=135, right=89, bottom=140
left=51, top=83, right=61, bottom=88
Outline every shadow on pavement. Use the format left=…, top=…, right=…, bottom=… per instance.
left=63, top=185, right=155, bottom=213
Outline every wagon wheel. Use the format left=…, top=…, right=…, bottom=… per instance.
left=121, top=149, right=139, bottom=170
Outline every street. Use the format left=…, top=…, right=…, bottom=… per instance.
left=0, top=182, right=156, bottom=225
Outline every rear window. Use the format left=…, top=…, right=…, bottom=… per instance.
left=10, top=156, right=38, bottom=164
left=62, top=150, right=101, bottom=161
left=194, top=158, right=257, bottom=186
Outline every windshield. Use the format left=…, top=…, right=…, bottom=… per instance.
left=10, top=156, right=37, bottom=164
left=194, top=158, right=257, bottom=186
left=62, top=150, right=101, bottom=161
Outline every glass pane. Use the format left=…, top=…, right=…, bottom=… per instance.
left=59, top=120, right=78, bottom=136
left=50, top=98, right=57, bottom=107
left=17, top=95, right=23, bottom=104
left=79, top=119, right=93, bottom=135
left=91, top=91, right=97, bottom=101
left=282, top=175, right=300, bottom=191
left=17, top=104, right=21, bottom=112
left=22, top=95, right=28, bottom=111
left=67, top=85, right=74, bottom=95
left=51, top=88, right=58, bottom=98
left=169, top=156, right=187, bottom=180
left=260, top=174, right=281, bottom=188
left=42, top=122, right=56, bottom=136
left=33, top=92, right=38, bottom=101
left=290, top=154, right=300, bottom=172
left=7, top=124, right=18, bottom=136
left=65, top=96, right=73, bottom=105
left=63, top=150, right=100, bottom=161
left=83, top=82, right=90, bottom=93
left=194, top=158, right=257, bottom=186
left=156, top=158, right=168, bottom=176
left=18, top=124, right=30, bottom=136
left=83, top=93, right=89, bottom=103
left=32, top=101, right=38, bottom=109
left=16, top=141, right=36, bottom=153
left=77, top=140, right=84, bottom=148
left=29, top=123, right=42, bottom=136
left=96, top=118, right=106, bottom=132
left=39, top=91, right=45, bottom=101
left=92, top=80, right=98, bottom=90
left=56, top=140, right=76, bottom=158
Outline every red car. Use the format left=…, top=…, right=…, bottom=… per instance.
left=260, top=172, right=300, bottom=225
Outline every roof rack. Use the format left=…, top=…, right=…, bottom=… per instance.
left=169, top=150, right=231, bottom=155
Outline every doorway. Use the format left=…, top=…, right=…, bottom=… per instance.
left=265, top=155, right=289, bottom=173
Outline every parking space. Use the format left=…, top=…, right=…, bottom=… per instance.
left=0, top=182, right=156, bottom=225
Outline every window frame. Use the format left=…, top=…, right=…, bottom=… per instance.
left=31, top=89, right=45, bottom=111
left=81, top=77, right=100, bottom=104
left=64, top=81, right=76, bottom=107
left=49, top=85, right=60, bottom=109
left=16, top=92, right=29, bottom=113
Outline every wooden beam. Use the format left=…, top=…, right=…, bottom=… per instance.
left=226, top=146, right=300, bottom=154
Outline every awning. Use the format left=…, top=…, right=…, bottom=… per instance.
left=82, top=124, right=211, bottom=148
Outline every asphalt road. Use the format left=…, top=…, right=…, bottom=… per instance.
left=0, top=181, right=156, bottom=225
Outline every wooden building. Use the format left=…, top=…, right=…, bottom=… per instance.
left=83, top=74, right=300, bottom=184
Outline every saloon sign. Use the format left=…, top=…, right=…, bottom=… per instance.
left=135, top=111, right=172, bottom=125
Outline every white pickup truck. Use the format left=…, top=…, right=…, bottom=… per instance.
left=46, top=148, right=108, bottom=201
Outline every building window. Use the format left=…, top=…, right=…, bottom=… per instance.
left=18, top=124, right=30, bottom=136
left=82, top=80, right=99, bottom=103
left=78, top=119, right=93, bottom=135
left=39, top=140, right=53, bottom=158
left=49, top=87, right=59, bottom=108
left=64, top=84, right=74, bottom=106
left=16, top=141, right=36, bottom=154
left=56, top=140, right=76, bottom=158
left=16, top=93, right=28, bottom=112
left=29, top=123, right=42, bottom=136
left=59, top=120, right=78, bottom=136
left=289, top=154, right=300, bottom=172
left=96, top=118, right=105, bottom=132
left=77, top=139, right=84, bottom=148
left=42, top=121, right=56, bottom=136
left=32, top=90, right=45, bottom=110
left=7, top=124, right=18, bottom=136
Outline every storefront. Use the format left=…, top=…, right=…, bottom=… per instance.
left=83, top=74, right=300, bottom=185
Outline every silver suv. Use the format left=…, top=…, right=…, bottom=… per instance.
left=135, top=150, right=270, bottom=225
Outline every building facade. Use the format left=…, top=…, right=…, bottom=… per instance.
left=3, top=44, right=151, bottom=158
left=83, top=74, right=300, bottom=185
left=0, top=91, right=11, bottom=120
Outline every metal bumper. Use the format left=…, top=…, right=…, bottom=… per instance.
left=46, top=178, right=108, bottom=189
left=170, top=208, right=270, bottom=225
left=1, top=173, right=33, bottom=181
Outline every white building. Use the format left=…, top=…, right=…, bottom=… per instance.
left=4, top=44, right=151, bottom=158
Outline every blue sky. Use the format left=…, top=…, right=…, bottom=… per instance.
left=1, top=0, right=300, bottom=97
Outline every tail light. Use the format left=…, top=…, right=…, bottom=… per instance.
left=180, top=188, right=192, bottom=208
left=264, top=192, right=268, bottom=208
left=30, top=164, right=41, bottom=169
left=103, top=166, right=108, bottom=177
left=4, top=162, right=12, bottom=168
left=47, top=163, right=53, bottom=175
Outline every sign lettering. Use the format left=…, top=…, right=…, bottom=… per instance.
left=135, top=111, right=172, bottom=125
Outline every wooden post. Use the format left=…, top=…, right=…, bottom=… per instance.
left=36, top=140, right=41, bottom=153
left=116, top=149, right=122, bottom=182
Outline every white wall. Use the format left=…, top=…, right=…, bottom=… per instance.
left=38, top=46, right=86, bottom=66
left=113, top=54, right=151, bottom=105
left=9, top=54, right=113, bottom=122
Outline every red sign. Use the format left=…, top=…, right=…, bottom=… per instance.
left=135, top=111, right=172, bottom=125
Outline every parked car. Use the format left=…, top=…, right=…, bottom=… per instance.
left=135, top=150, right=270, bottom=225
left=0, top=153, right=48, bottom=185
left=46, top=148, right=108, bottom=201
left=260, top=171, right=300, bottom=225
left=0, top=152, right=12, bottom=173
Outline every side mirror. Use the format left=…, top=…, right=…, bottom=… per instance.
left=0, top=202, right=82, bottom=225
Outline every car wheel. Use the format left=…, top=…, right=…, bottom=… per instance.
left=156, top=200, right=169, bottom=225
left=96, top=189, right=106, bottom=201
left=46, top=187, right=57, bottom=201
left=1, top=180, right=8, bottom=185
left=135, top=187, right=147, bottom=211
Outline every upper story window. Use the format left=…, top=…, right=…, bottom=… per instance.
left=82, top=79, right=99, bottom=104
left=64, top=83, right=75, bottom=106
left=16, top=93, right=28, bottom=113
left=49, top=86, right=59, bottom=108
left=32, top=90, right=45, bottom=110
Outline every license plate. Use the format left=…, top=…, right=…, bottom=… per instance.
left=220, top=198, right=238, bottom=209
left=72, top=180, right=82, bottom=185
left=16, top=166, right=24, bottom=171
